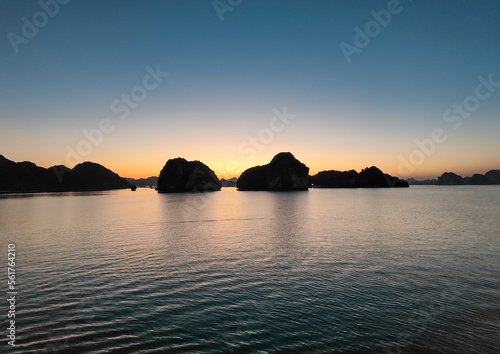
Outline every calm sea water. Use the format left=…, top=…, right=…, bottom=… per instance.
left=0, top=186, right=499, bottom=353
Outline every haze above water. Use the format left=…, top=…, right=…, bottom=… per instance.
left=0, top=186, right=499, bottom=353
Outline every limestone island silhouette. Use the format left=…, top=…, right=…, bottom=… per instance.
left=156, top=152, right=408, bottom=192
left=157, top=158, right=221, bottom=193
left=0, top=154, right=131, bottom=193
left=237, top=152, right=309, bottom=191
left=3, top=152, right=497, bottom=193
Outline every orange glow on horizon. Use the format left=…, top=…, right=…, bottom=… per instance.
left=2, top=148, right=498, bottom=182
left=111, top=154, right=500, bottom=181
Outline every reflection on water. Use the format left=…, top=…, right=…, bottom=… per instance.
left=0, top=186, right=499, bottom=353
left=0, top=191, right=113, bottom=199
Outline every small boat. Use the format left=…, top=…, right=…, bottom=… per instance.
left=131, top=185, right=137, bottom=191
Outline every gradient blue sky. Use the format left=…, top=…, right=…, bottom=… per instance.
left=1, top=0, right=499, bottom=179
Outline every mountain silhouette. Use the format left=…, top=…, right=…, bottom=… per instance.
left=0, top=155, right=132, bottom=192
left=309, top=166, right=409, bottom=188
left=126, top=176, right=158, bottom=188
left=237, top=152, right=309, bottom=191
left=406, top=178, right=437, bottom=185
left=436, top=170, right=500, bottom=185
left=220, top=177, right=238, bottom=187
left=157, top=158, right=221, bottom=193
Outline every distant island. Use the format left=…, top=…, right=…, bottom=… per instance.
left=236, top=152, right=408, bottom=190
left=408, top=170, right=500, bottom=185
left=126, top=176, right=158, bottom=188
left=406, top=178, right=438, bottom=185
left=309, top=166, right=408, bottom=188
left=0, top=155, right=132, bottom=192
left=220, top=177, right=238, bottom=187
left=2, top=153, right=498, bottom=193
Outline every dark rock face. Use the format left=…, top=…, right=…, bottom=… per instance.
left=469, top=174, right=487, bottom=185
left=308, top=170, right=358, bottom=188
left=309, top=166, right=408, bottom=188
left=0, top=155, right=132, bottom=192
left=157, top=158, right=221, bottom=193
left=436, top=170, right=500, bottom=185
left=386, top=174, right=410, bottom=187
left=357, top=166, right=409, bottom=187
left=66, top=162, right=133, bottom=190
left=485, top=170, right=500, bottom=184
left=237, top=152, right=309, bottom=191
left=436, top=172, right=464, bottom=185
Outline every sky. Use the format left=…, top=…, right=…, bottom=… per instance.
left=1, top=0, right=499, bottom=179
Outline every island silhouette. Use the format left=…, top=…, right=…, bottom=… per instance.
left=1, top=153, right=498, bottom=193
left=0, top=154, right=131, bottom=192
left=126, top=176, right=158, bottom=188
left=157, top=158, right=221, bottom=193
left=309, top=166, right=409, bottom=188
left=408, top=170, right=500, bottom=185
left=237, top=152, right=309, bottom=191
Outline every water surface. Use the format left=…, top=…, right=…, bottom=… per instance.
left=0, top=186, right=499, bottom=353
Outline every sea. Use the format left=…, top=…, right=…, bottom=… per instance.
left=0, top=186, right=499, bottom=353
